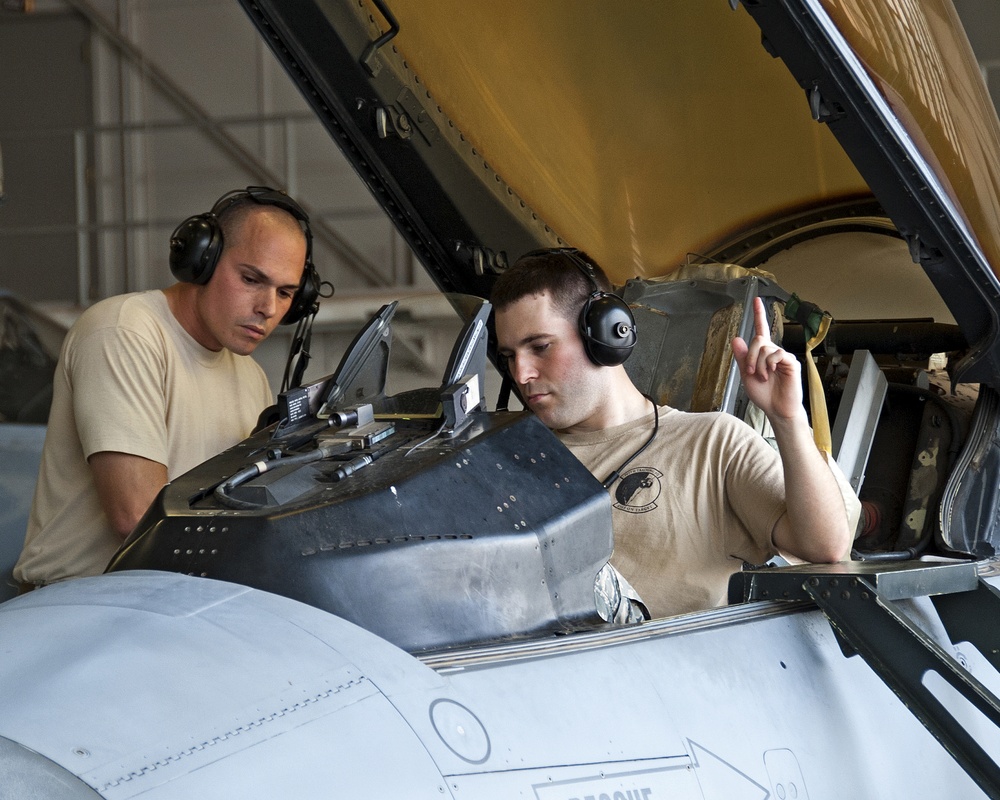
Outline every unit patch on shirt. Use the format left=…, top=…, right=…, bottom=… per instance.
left=613, top=466, right=663, bottom=513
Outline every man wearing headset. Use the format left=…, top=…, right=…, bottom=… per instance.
left=14, top=187, right=317, bottom=590
left=492, top=248, right=859, bottom=619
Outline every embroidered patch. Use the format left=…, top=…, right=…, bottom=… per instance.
left=613, top=466, right=663, bottom=513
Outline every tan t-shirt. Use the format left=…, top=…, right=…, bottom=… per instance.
left=558, top=406, right=800, bottom=618
left=15, top=290, right=273, bottom=584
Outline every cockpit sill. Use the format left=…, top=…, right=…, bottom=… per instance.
left=422, top=556, right=999, bottom=668
left=102, top=286, right=995, bottom=660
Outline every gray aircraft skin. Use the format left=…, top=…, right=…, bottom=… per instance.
left=1, top=567, right=995, bottom=800
left=5, top=1, right=1000, bottom=799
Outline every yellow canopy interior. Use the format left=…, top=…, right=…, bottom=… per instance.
left=378, top=1, right=868, bottom=284
left=823, top=0, right=1000, bottom=285
left=362, top=0, right=1000, bottom=289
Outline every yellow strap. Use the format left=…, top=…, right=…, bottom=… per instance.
left=804, top=314, right=833, bottom=454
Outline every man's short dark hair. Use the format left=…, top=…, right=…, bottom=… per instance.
left=491, top=248, right=612, bottom=321
left=216, top=194, right=304, bottom=253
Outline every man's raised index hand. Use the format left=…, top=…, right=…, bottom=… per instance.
left=731, top=297, right=804, bottom=423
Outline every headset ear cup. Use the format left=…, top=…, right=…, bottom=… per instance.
left=281, top=264, right=320, bottom=325
left=579, top=293, right=637, bottom=367
left=169, top=214, right=223, bottom=285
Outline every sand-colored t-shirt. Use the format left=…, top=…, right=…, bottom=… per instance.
left=558, top=406, right=854, bottom=618
left=15, top=290, right=272, bottom=584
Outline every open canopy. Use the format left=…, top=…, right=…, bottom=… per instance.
left=241, top=0, right=1000, bottom=382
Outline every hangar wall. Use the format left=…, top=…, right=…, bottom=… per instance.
left=0, top=0, right=447, bottom=391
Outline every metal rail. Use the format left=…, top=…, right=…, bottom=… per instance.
left=735, top=560, right=1000, bottom=800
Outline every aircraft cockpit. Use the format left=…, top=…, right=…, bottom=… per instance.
left=108, top=294, right=615, bottom=653
left=106, top=258, right=983, bottom=658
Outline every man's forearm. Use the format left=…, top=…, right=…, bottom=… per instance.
left=769, top=411, right=853, bottom=562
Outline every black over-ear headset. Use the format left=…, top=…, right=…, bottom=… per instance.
left=169, top=186, right=321, bottom=326
left=525, top=248, right=637, bottom=367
